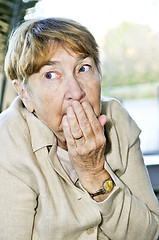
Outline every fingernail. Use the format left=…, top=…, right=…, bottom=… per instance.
left=62, top=115, right=67, bottom=124
left=72, top=101, right=79, bottom=108
left=82, top=101, right=88, bottom=108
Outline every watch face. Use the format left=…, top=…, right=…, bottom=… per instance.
left=103, top=179, right=114, bottom=192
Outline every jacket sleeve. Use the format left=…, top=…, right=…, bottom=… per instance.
left=0, top=106, right=38, bottom=240
left=0, top=167, right=37, bottom=239
left=95, top=99, right=159, bottom=240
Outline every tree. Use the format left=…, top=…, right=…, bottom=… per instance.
left=101, top=22, right=159, bottom=88
left=0, top=0, right=39, bottom=112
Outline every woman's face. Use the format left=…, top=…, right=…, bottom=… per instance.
left=22, top=44, right=101, bottom=145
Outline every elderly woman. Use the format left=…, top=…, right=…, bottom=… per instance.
left=0, top=18, right=159, bottom=240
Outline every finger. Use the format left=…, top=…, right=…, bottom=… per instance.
left=62, top=115, right=75, bottom=146
left=66, top=106, right=83, bottom=139
left=81, top=102, right=104, bottom=136
left=98, top=114, right=107, bottom=128
left=72, top=101, right=93, bottom=139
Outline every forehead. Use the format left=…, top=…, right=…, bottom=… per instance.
left=48, top=44, right=79, bottom=60
left=40, top=44, right=91, bottom=69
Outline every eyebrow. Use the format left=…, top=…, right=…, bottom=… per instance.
left=43, top=61, right=59, bottom=66
left=43, top=55, right=90, bottom=67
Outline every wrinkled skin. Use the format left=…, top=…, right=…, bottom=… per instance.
left=14, top=44, right=112, bottom=201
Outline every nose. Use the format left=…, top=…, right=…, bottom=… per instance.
left=65, top=75, right=85, bottom=101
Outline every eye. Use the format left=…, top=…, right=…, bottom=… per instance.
left=45, top=72, right=60, bottom=80
left=79, top=64, right=91, bottom=73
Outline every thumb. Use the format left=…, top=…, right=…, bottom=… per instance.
left=98, top=114, right=107, bottom=128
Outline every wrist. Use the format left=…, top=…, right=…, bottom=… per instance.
left=78, top=169, right=112, bottom=194
left=89, top=177, right=115, bottom=199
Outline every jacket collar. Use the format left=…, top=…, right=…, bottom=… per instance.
left=15, top=97, right=56, bottom=152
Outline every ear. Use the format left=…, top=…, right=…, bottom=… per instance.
left=12, top=80, right=34, bottom=113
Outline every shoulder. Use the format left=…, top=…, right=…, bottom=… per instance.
left=0, top=97, right=27, bottom=127
left=102, top=97, right=132, bottom=121
left=101, top=97, right=141, bottom=147
left=0, top=97, right=30, bottom=144
left=0, top=97, right=55, bottom=190
left=101, top=98, right=142, bottom=176
left=0, top=96, right=32, bottom=155
left=0, top=97, right=39, bottom=190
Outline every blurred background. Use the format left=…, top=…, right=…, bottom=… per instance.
left=0, top=0, right=159, bottom=199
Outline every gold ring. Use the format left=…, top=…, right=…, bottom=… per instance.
left=74, top=136, right=83, bottom=140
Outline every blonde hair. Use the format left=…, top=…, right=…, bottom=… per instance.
left=4, top=18, right=100, bottom=82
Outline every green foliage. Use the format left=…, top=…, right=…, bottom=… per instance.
left=101, top=22, right=159, bottom=88
left=101, top=82, right=159, bottom=100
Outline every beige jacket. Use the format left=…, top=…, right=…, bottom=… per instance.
left=0, top=97, right=159, bottom=240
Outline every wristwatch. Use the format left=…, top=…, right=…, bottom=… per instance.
left=89, top=177, right=114, bottom=198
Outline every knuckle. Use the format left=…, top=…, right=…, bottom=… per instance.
left=98, top=138, right=106, bottom=148
left=72, top=128, right=82, bottom=138
left=78, top=143, right=94, bottom=156
left=94, top=137, right=106, bottom=150
left=87, top=141, right=96, bottom=153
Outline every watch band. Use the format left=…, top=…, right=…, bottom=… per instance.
left=89, top=177, right=114, bottom=198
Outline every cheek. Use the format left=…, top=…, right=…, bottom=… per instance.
left=84, top=79, right=101, bottom=115
left=27, top=77, right=65, bottom=127
left=87, top=77, right=101, bottom=97
left=39, top=91, right=65, bottom=120
left=39, top=96, right=61, bottom=116
left=35, top=97, right=64, bottom=131
left=33, top=86, right=59, bottom=109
